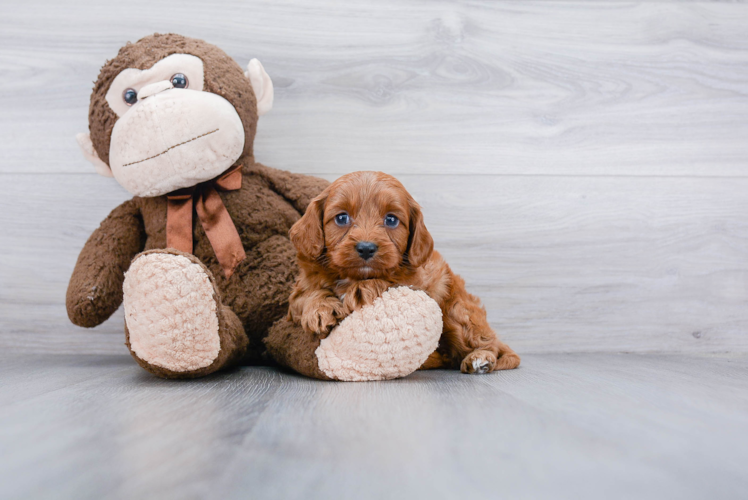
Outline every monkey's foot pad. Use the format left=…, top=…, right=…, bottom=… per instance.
left=315, top=287, right=443, bottom=381
left=123, top=252, right=221, bottom=372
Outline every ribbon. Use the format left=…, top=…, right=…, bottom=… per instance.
left=166, top=164, right=246, bottom=278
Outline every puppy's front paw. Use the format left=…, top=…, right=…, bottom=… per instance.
left=301, top=299, right=343, bottom=337
left=460, top=350, right=497, bottom=374
left=342, top=279, right=390, bottom=313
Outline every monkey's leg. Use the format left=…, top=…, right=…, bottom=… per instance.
left=123, top=249, right=248, bottom=379
left=266, top=287, right=443, bottom=381
left=223, top=235, right=300, bottom=364
left=264, top=317, right=333, bottom=380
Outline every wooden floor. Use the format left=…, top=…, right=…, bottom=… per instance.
left=1, top=352, right=747, bottom=499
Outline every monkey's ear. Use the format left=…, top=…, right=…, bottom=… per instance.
left=289, top=189, right=328, bottom=260
left=245, top=59, right=274, bottom=116
left=406, top=198, right=434, bottom=267
left=76, top=132, right=113, bottom=177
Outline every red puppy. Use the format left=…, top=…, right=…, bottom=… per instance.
left=288, top=171, right=520, bottom=374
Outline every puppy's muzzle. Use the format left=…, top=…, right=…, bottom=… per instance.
left=355, top=241, right=378, bottom=261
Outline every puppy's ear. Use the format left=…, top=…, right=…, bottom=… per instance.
left=406, top=198, right=434, bottom=267
left=290, top=189, right=328, bottom=260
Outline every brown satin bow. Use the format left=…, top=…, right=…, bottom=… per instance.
left=166, top=164, right=246, bottom=278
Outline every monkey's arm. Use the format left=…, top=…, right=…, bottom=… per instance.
left=66, top=199, right=146, bottom=327
left=252, top=163, right=330, bottom=214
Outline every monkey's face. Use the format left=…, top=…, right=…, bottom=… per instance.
left=105, top=54, right=245, bottom=196
left=77, top=35, right=274, bottom=197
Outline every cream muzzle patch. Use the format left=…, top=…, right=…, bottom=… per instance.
left=120, top=128, right=219, bottom=167
left=108, top=89, right=245, bottom=197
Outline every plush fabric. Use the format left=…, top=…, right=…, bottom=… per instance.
left=67, top=34, right=330, bottom=378
left=67, top=163, right=325, bottom=372
left=108, top=87, right=246, bottom=197
left=265, top=287, right=443, bottom=382
left=123, top=251, right=249, bottom=380
left=165, top=164, right=246, bottom=278
left=88, top=33, right=258, bottom=168
left=244, top=59, right=274, bottom=116
left=67, top=198, right=146, bottom=328
left=105, top=54, right=206, bottom=116
left=76, top=132, right=113, bottom=177
left=315, top=287, right=443, bottom=381
left=263, top=318, right=332, bottom=380
left=124, top=252, right=221, bottom=372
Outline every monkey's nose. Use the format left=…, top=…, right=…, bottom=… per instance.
left=355, top=241, right=378, bottom=261
left=138, top=80, right=174, bottom=100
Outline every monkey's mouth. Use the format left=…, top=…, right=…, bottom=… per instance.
left=121, top=128, right=219, bottom=167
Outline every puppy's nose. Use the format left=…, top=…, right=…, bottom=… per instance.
left=356, top=241, right=378, bottom=261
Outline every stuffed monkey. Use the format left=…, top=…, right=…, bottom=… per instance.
left=68, top=33, right=442, bottom=380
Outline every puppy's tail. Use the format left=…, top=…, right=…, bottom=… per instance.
left=493, top=342, right=521, bottom=371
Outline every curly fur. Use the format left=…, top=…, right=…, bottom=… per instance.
left=287, top=171, right=520, bottom=373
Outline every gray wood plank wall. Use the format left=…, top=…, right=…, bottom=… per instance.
left=1, top=0, right=747, bottom=355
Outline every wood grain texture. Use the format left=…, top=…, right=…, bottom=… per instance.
left=2, top=173, right=747, bottom=354
left=1, top=352, right=747, bottom=499
left=0, top=1, right=747, bottom=176
left=1, top=0, right=747, bottom=355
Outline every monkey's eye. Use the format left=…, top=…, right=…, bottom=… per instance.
left=171, top=73, right=189, bottom=89
left=384, top=214, right=400, bottom=228
left=334, top=213, right=350, bottom=227
left=122, top=88, right=138, bottom=106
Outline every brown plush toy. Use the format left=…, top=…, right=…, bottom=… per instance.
left=68, top=33, right=443, bottom=380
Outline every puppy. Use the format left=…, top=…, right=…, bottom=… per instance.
left=288, top=171, right=520, bottom=374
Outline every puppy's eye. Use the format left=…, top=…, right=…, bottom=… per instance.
left=384, top=214, right=399, bottom=228
left=171, top=73, right=189, bottom=89
left=334, top=213, right=350, bottom=226
left=123, top=88, right=138, bottom=106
